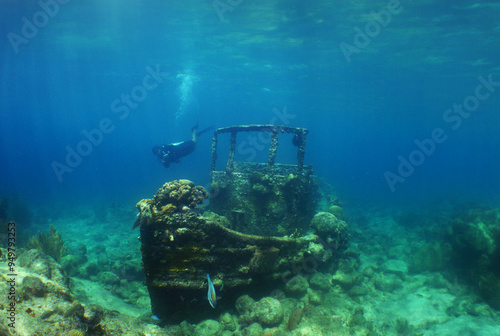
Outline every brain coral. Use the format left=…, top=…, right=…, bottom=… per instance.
left=154, top=179, right=209, bottom=208
left=133, top=180, right=209, bottom=229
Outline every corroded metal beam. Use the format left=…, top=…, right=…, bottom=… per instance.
left=214, top=124, right=307, bottom=136
left=210, top=124, right=309, bottom=176
left=226, top=130, right=237, bottom=174
left=210, top=132, right=218, bottom=173
left=296, top=128, right=308, bottom=173
left=268, top=128, right=279, bottom=172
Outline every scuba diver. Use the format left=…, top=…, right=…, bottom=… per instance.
left=152, top=124, right=214, bottom=168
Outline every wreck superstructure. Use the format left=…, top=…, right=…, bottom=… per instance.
left=209, top=125, right=317, bottom=236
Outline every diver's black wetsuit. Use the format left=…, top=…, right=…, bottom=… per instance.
left=153, top=141, right=197, bottom=168
left=152, top=125, right=214, bottom=168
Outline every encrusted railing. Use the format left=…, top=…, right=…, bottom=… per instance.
left=210, top=124, right=309, bottom=177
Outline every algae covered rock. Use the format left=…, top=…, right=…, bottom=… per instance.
left=242, top=323, right=263, bottom=336
left=285, top=275, right=309, bottom=295
left=180, top=321, right=195, bottom=335
left=61, top=254, right=87, bottom=277
left=235, top=295, right=255, bottom=315
left=311, top=212, right=340, bottom=233
left=307, top=242, right=332, bottom=263
left=332, top=270, right=360, bottom=290
left=97, top=271, right=120, bottom=286
left=219, top=312, right=238, bottom=331
left=373, top=273, right=403, bottom=292
left=194, top=319, right=222, bottom=336
left=478, top=273, right=500, bottom=309
left=310, top=212, right=349, bottom=253
left=446, top=207, right=500, bottom=310
left=83, top=261, right=100, bottom=277
left=309, top=272, right=331, bottom=291
left=203, top=211, right=231, bottom=228
left=22, top=276, right=47, bottom=297
left=327, top=205, right=344, bottom=219
left=448, top=207, right=500, bottom=261
left=382, top=259, right=408, bottom=277
left=248, top=247, right=281, bottom=273
left=252, top=297, right=284, bottom=327
left=307, top=288, right=323, bottom=305
left=18, top=249, right=68, bottom=287
left=349, top=285, right=370, bottom=297
left=409, top=243, right=451, bottom=273
left=362, top=265, right=376, bottom=278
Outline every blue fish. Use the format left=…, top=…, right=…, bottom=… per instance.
left=206, top=273, right=218, bottom=308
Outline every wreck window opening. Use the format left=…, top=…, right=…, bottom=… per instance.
left=234, top=131, right=271, bottom=164
left=274, top=133, right=298, bottom=165
left=210, top=125, right=309, bottom=177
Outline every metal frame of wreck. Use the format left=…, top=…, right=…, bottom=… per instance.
left=210, top=124, right=309, bottom=176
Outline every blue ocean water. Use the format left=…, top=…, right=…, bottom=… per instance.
left=2, top=1, right=500, bottom=334
left=1, top=0, right=500, bottom=211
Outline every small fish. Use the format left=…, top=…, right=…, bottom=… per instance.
left=206, top=273, right=218, bottom=308
left=151, top=314, right=167, bottom=328
left=288, top=303, right=305, bottom=331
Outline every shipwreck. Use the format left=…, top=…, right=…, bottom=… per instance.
left=134, top=125, right=349, bottom=322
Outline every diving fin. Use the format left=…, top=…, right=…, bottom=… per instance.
left=196, top=126, right=215, bottom=137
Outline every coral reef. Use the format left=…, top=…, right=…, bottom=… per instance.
left=193, top=319, right=222, bottom=336
left=327, top=205, right=344, bottom=220
left=310, top=212, right=349, bottom=254
left=18, top=249, right=70, bottom=295
left=133, top=179, right=209, bottom=229
left=285, top=275, right=309, bottom=296
left=26, top=225, right=67, bottom=262
left=409, top=242, right=452, bottom=273
left=0, top=245, right=167, bottom=335
left=309, top=272, right=331, bottom=291
left=154, top=179, right=209, bottom=208
left=6, top=197, right=499, bottom=335
left=446, top=206, right=500, bottom=309
left=251, top=297, right=284, bottom=327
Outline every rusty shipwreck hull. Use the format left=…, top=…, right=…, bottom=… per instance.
left=139, top=209, right=320, bottom=322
